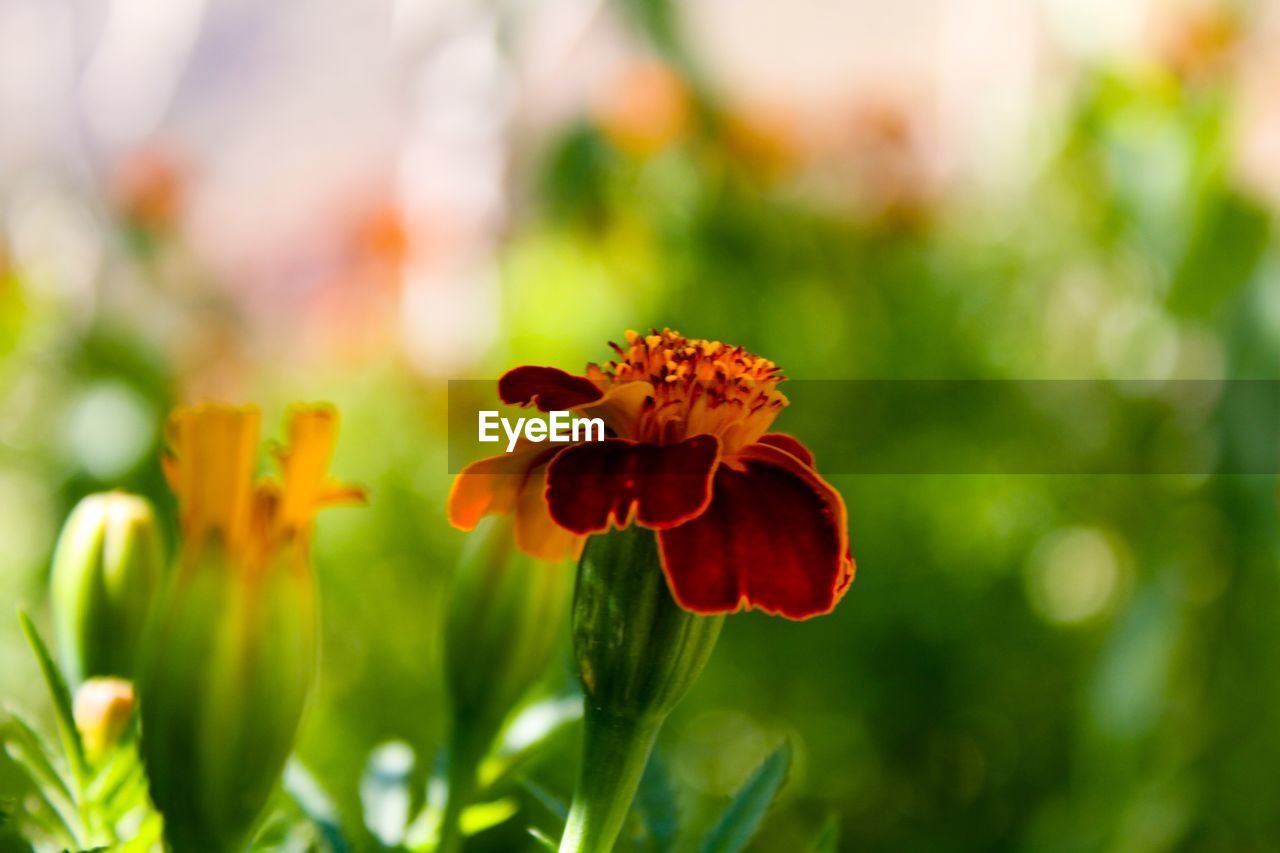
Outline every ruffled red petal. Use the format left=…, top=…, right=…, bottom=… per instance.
left=756, top=433, right=815, bottom=467
left=658, top=442, right=854, bottom=619
left=546, top=435, right=720, bottom=533
left=499, top=366, right=603, bottom=412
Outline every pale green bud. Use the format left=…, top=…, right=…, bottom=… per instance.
left=50, top=492, right=165, bottom=684
left=437, top=516, right=574, bottom=853
left=139, top=546, right=317, bottom=853
left=445, top=516, right=574, bottom=754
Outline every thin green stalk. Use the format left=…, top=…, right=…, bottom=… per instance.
left=558, top=710, right=660, bottom=853
left=434, top=728, right=488, bottom=853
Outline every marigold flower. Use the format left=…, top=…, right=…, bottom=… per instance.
left=141, top=403, right=363, bottom=852
left=449, top=328, right=855, bottom=619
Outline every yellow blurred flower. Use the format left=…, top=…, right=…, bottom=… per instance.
left=142, top=403, right=364, bottom=851
left=162, top=403, right=365, bottom=572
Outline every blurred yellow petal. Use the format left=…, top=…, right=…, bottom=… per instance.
left=274, top=405, right=365, bottom=530
left=165, top=404, right=260, bottom=552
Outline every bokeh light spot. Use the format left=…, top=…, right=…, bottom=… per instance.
left=1025, top=526, right=1125, bottom=626
left=63, top=381, right=155, bottom=479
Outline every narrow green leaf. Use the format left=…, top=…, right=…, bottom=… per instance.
left=101, top=761, right=148, bottom=815
left=17, top=610, right=87, bottom=783
left=6, top=756, right=80, bottom=847
left=637, top=750, right=679, bottom=851
left=528, top=826, right=558, bottom=851
left=461, top=798, right=518, bottom=835
left=87, top=745, right=139, bottom=803
left=115, top=811, right=164, bottom=852
left=284, top=759, right=351, bottom=853
left=519, top=777, right=568, bottom=822
left=808, top=814, right=840, bottom=853
left=19, top=798, right=73, bottom=844
left=5, top=711, right=74, bottom=804
left=4, top=739, right=78, bottom=830
left=482, top=697, right=581, bottom=793
left=697, top=743, right=792, bottom=853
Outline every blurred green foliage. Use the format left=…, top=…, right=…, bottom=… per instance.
left=2, top=7, right=1280, bottom=850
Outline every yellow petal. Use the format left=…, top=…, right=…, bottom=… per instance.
left=165, top=404, right=260, bottom=551
left=274, top=405, right=365, bottom=530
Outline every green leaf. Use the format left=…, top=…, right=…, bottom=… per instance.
left=808, top=814, right=840, bottom=853
left=528, top=826, right=558, bottom=851
left=482, top=696, right=582, bottom=793
left=284, top=759, right=351, bottom=853
left=17, top=610, right=87, bottom=783
left=461, top=798, right=518, bottom=835
left=5, top=711, right=74, bottom=804
left=87, top=745, right=140, bottom=803
left=519, top=777, right=568, bottom=823
left=22, top=798, right=77, bottom=847
left=4, top=747, right=79, bottom=847
left=697, top=742, right=792, bottom=853
left=636, top=750, right=679, bottom=851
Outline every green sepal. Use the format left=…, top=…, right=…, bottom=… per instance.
left=138, top=546, right=318, bottom=853
left=572, top=525, right=723, bottom=722
left=560, top=525, right=723, bottom=853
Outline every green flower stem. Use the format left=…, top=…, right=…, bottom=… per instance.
left=558, top=709, right=660, bottom=853
left=559, top=526, right=724, bottom=853
left=435, top=727, right=489, bottom=853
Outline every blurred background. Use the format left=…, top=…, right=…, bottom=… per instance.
left=2, top=0, right=1279, bottom=849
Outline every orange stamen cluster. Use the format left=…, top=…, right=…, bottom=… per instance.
left=586, top=328, right=788, bottom=452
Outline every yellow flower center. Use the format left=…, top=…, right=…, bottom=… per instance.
left=586, top=329, right=788, bottom=453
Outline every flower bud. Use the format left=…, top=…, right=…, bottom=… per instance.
left=140, top=545, right=318, bottom=852
left=138, top=404, right=362, bottom=852
left=73, top=677, right=135, bottom=763
left=560, top=525, right=723, bottom=853
left=445, top=515, right=573, bottom=755
left=50, top=492, right=165, bottom=684
left=437, top=516, right=573, bottom=852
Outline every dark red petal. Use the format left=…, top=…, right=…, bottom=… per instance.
left=499, top=366, right=603, bottom=412
left=546, top=435, right=720, bottom=533
left=658, top=443, right=854, bottom=620
left=756, top=433, right=815, bottom=467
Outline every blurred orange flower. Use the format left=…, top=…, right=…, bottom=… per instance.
left=595, top=61, right=692, bottom=156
